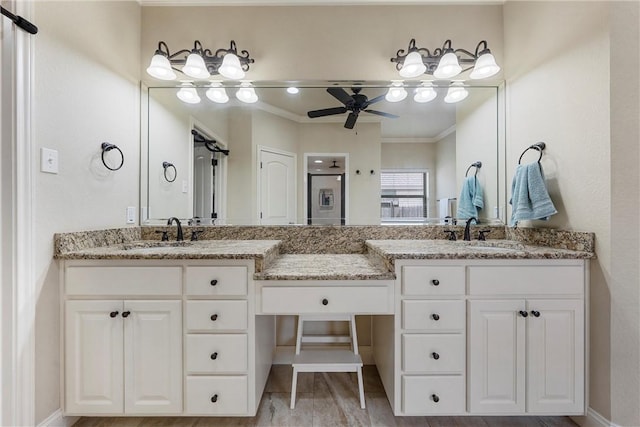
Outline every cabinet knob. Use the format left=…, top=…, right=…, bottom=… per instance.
left=122, top=311, right=131, bottom=318
left=210, top=314, right=218, bottom=321
left=432, top=352, right=440, bottom=360
left=109, top=311, right=119, bottom=318
left=322, top=298, right=329, bottom=306
left=210, top=279, right=218, bottom=286
left=431, top=313, right=440, bottom=321
left=431, top=394, right=440, bottom=403
left=431, top=279, right=440, bottom=286
left=211, top=394, right=218, bottom=403
left=531, top=310, right=541, bottom=317
left=519, top=310, right=528, bottom=317
left=210, top=352, right=218, bottom=360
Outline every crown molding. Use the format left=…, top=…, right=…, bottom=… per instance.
left=140, top=0, right=504, bottom=6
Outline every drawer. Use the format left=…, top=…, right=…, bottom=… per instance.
left=468, top=265, right=584, bottom=296
left=186, top=334, right=248, bottom=374
left=186, top=266, right=248, bottom=296
left=185, top=376, right=247, bottom=415
left=402, top=266, right=465, bottom=296
left=260, top=285, right=392, bottom=314
left=402, top=300, right=465, bottom=331
left=402, top=334, right=464, bottom=373
left=66, top=266, right=182, bottom=296
left=186, top=301, right=248, bottom=331
left=402, top=375, right=465, bottom=414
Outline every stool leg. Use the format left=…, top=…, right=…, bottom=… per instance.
left=290, top=367, right=298, bottom=409
left=357, top=366, right=365, bottom=409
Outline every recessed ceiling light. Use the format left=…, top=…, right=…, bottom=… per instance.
left=315, top=168, right=322, bottom=172
left=314, top=160, right=323, bottom=164
left=287, top=87, right=299, bottom=95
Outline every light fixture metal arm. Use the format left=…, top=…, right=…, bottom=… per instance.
left=154, top=39, right=254, bottom=76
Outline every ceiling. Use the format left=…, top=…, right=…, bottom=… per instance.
left=140, top=0, right=504, bottom=6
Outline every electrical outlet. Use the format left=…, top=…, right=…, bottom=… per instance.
left=40, top=148, right=59, bottom=174
left=126, top=207, right=136, bottom=224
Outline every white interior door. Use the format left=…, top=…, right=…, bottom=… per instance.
left=259, top=148, right=296, bottom=225
left=193, top=146, right=214, bottom=220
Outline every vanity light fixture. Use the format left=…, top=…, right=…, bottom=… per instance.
left=444, top=82, right=469, bottom=104
left=413, top=82, right=438, bottom=103
left=176, top=82, right=201, bottom=104
left=314, top=160, right=323, bottom=164
left=287, top=87, right=300, bottom=95
left=205, top=82, right=229, bottom=104
left=391, top=39, right=500, bottom=80
left=146, top=40, right=254, bottom=81
left=385, top=81, right=408, bottom=103
left=236, top=82, right=259, bottom=104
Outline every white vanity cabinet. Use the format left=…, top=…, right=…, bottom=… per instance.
left=374, top=258, right=587, bottom=417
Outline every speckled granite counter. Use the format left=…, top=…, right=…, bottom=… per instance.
left=254, top=254, right=395, bottom=281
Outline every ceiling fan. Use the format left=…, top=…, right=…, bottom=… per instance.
left=307, top=87, right=399, bottom=129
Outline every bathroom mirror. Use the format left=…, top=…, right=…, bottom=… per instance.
left=142, top=82, right=504, bottom=225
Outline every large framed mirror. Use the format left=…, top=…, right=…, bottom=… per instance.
left=141, top=81, right=504, bottom=225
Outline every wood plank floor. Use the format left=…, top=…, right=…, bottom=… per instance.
left=74, top=366, right=578, bottom=427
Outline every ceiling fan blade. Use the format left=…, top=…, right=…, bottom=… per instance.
left=364, top=109, right=400, bottom=119
left=327, top=87, right=354, bottom=105
left=365, top=94, right=386, bottom=107
left=344, top=112, right=358, bottom=129
left=307, top=106, right=348, bottom=118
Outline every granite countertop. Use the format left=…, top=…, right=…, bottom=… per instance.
left=254, top=254, right=395, bottom=281
left=366, top=239, right=596, bottom=261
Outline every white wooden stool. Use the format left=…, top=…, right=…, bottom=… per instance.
left=290, top=314, right=365, bottom=409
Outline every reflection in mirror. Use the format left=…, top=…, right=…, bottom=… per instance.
left=143, top=82, right=503, bottom=225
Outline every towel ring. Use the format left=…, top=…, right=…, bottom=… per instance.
left=162, top=161, right=177, bottom=182
left=465, top=161, right=482, bottom=177
left=518, top=142, right=546, bottom=165
left=101, top=142, right=124, bottom=171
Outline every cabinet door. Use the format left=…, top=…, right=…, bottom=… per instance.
left=124, top=300, right=182, bottom=414
left=65, top=300, right=124, bottom=414
left=527, top=299, right=584, bottom=414
left=469, top=300, right=526, bottom=414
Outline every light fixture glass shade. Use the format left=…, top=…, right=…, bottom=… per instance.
left=218, top=53, right=245, bottom=80
left=414, top=85, right=437, bottom=103
left=399, top=51, right=426, bottom=78
left=469, top=52, right=501, bottom=79
left=287, top=87, right=300, bottom=94
left=205, top=84, right=229, bottom=103
left=176, top=84, right=201, bottom=104
left=444, top=84, right=469, bottom=104
left=385, top=82, right=408, bottom=103
left=147, top=54, right=177, bottom=80
left=182, top=53, right=210, bottom=79
left=236, top=83, right=258, bottom=103
left=434, top=52, right=462, bottom=79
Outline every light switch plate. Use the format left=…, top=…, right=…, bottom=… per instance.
left=126, top=207, right=136, bottom=224
left=40, top=148, right=59, bottom=174
left=182, top=180, right=188, bottom=193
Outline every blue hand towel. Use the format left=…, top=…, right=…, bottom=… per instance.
left=509, top=162, right=557, bottom=226
left=456, top=176, right=484, bottom=220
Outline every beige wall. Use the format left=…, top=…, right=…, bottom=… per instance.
left=32, top=1, right=141, bottom=423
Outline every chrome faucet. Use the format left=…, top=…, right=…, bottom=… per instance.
left=463, top=217, right=477, bottom=241
left=167, top=217, right=184, bottom=241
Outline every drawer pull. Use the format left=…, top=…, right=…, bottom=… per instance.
left=431, top=394, right=440, bottom=403
left=210, top=314, right=219, bottom=321
left=109, top=311, right=119, bottom=318
left=322, top=298, right=329, bottom=306
left=211, top=394, right=218, bottom=403
left=210, top=352, right=218, bottom=360
left=121, top=311, right=131, bottom=318
left=210, top=279, right=218, bottom=286
left=431, top=279, right=440, bottom=286
left=531, top=310, right=541, bottom=317
left=431, top=313, right=440, bottom=321
left=519, top=310, right=528, bottom=317
left=431, top=352, right=440, bottom=360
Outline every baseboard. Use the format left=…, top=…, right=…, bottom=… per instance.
left=273, top=345, right=374, bottom=365
left=571, top=408, right=618, bottom=427
left=37, top=409, right=79, bottom=427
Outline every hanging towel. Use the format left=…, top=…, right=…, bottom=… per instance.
left=456, top=176, right=484, bottom=220
left=509, top=162, right=557, bottom=226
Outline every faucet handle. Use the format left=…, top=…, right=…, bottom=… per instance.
left=443, top=230, right=457, bottom=241
left=190, top=229, right=205, bottom=241
left=155, top=230, right=169, bottom=241
left=477, top=229, right=492, bottom=241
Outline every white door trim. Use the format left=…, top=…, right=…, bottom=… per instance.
left=302, top=152, right=349, bottom=225
left=1, top=1, right=36, bottom=425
